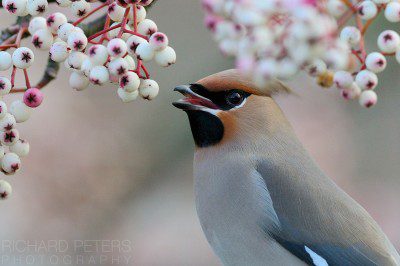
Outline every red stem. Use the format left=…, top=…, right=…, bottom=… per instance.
left=141, top=64, right=149, bottom=79
left=73, top=3, right=108, bottom=26
left=356, top=15, right=366, bottom=62
left=0, top=44, right=17, bottom=51
left=88, top=23, right=121, bottom=41
left=23, top=69, right=31, bottom=89
left=11, top=67, right=17, bottom=88
left=98, top=15, right=111, bottom=43
left=123, top=29, right=148, bottom=40
left=117, top=7, right=131, bottom=38
left=133, top=3, right=138, bottom=32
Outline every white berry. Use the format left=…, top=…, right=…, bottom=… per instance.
left=67, top=51, right=86, bottom=70
left=108, top=1, right=125, bottom=22
left=108, top=58, right=129, bottom=76
left=139, top=79, right=159, bottom=100
left=57, top=23, right=75, bottom=41
left=1, top=152, right=21, bottom=174
left=340, top=26, right=361, bottom=46
left=327, top=0, right=346, bottom=17
left=67, top=31, right=88, bottom=52
left=154, top=46, right=176, bottom=67
left=12, top=47, right=34, bottom=69
left=377, top=30, right=400, bottom=53
left=355, top=70, right=378, bottom=90
left=69, top=72, right=89, bottom=91
left=357, top=1, right=378, bottom=20
left=88, top=44, right=108, bottom=65
left=365, top=52, right=387, bottom=73
left=1, top=129, right=19, bottom=146
left=135, top=42, right=154, bottom=62
left=385, top=2, right=400, bottom=22
left=137, top=19, right=158, bottom=36
left=4, top=0, right=27, bottom=16
left=334, top=71, right=353, bottom=89
left=29, top=16, right=47, bottom=35
left=50, top=41, right=69, bottom=62
left=89, top=66, right=109, bottom=85
left=149, top=32, right=169, bottom=51
left=10, top=139, right=29, bottom=157
left=341, top=83, right=361, bottom=100
left=0, top=102, right=7, bottom=120
left=47, top=12, right=68, bottom=34
left=119, top=72, right=140, bottom=92
left=27, top=0, right=48, bottom=16
left=0, top=52, right=12, bottom=71
left=117, top=87, right=139, bottom=102
left=71, top=0, right=91, bottom=17
left=0, top=180, right=12, bottom=200
left=9, top=100, right=32, bottom=123
left=126, top=35, right=147, bottom=55
left=80, top=58, right=93, bottom=77
left=31, top=28, right=53, bottom=50
left=107, top=38, right=127, bottom=58
left=0, top=77, right=12, bottom=95
left=55, top=0, right=71, bottom=7
left=359, top=90, right=377, bottom=108
left=0, top=113, right=16, bottom=131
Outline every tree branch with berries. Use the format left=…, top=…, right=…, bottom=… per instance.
left=0, top=0, right=176, bottom=200
left=202, top=0, right=399, bottom=109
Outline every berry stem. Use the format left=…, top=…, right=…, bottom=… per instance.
left=88, top=23, right=121, bottom=41
left=133, top=3, right=138, bottom=32
left=356, top=14, right=366, bottom=61
left=0, top=26, right=27, bottom=50
left=73, top=3, right=108, bottom=26
left=340, top=0, right=357, bottom=12
left=337, top=9, right=354, bottom=29
left=23, top=69, right=31, bottom=89
left=0, top=44, right=17, bottom=50
left=117, top=7, right=131, bottom=38
left=15, top=26, right=27, bottom=47
left=123, top=29, right=148, bottom=40
left=141, top=64, right=149, bottom=79
left=11, top=66, right=17, bottom=88
left=98, top=15, right=111, bottom=43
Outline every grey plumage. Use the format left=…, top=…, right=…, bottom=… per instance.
left=174, top=70, right=400, bottom=266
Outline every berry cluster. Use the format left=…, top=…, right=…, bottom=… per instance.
left=202, top=0, right=400, bottom=108
left=326, top=0, right=400, bottom=108
left=0, top=0, right=175, bottom=200
left=202, top=1, right=347, bottom=84
left=0, top=27, right=38, bottom=192
left=30, top=5, right=176, bottom=101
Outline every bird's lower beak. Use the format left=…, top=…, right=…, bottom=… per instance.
left=173, top=85, right=218, bottom=111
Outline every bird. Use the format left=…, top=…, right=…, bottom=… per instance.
left=173, top=69, right=400, bottom=266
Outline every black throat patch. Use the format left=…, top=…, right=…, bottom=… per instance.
left=185, top=110, right=224, bottom=148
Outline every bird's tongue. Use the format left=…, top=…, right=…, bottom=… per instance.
left=185, top=97, right=218, bottom=109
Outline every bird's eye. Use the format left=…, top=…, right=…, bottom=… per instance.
left=226, top=91, right=244, bottom=106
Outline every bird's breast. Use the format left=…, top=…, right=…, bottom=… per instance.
left=193, top=152, right=304, bottom=265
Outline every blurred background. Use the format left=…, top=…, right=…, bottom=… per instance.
left=0, top=0, right=400, bottom=265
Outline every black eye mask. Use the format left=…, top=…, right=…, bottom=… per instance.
left=190, top=84, right=251, bottom=111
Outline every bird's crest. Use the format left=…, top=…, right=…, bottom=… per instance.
left=197, top=69, right=292, bottom=97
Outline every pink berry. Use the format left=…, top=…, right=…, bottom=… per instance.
left=149, top=32, right=169, bottom=51
left=23, top=88, right=44, bottom=108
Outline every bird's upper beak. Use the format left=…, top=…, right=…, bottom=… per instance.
left=173, top=85, right=218, bottom=111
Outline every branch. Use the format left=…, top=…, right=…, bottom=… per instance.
left=4, top=1, right=158, bottom=93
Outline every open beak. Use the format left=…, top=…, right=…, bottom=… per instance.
left=173, top=85, right=218, bottom=111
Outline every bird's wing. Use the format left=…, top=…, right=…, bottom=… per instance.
left=256, top=156, right=400, bottom=266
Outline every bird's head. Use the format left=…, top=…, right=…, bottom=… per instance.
left=173, top=69, right=293, bottom=148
